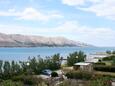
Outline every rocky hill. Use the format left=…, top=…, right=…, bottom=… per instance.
left=0, top=33, right=90, bottom=47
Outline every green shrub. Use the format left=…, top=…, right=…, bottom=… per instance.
left=0, top=80, right=24, bottom=86
left=102, top=56, right=115, bottom=61
left=82, top=72, right=93, bottom=80
left=94, top=65, right=115, bottom=72
left=23, top=76, right=36, bottom=85
left=90, top=77, right=111, bottom=86
left=11, top=75, right=25, bottom=81
left=94, top=62, right=106, bottom=65
left=65, top=71, right=92, bottom=80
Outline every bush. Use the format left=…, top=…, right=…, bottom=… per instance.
left=0, top=80, right=24, bottom=86
left=23, top=76, right=37, bottom=85
left=82, top=72, right=93, bottom=80
left=94, top=62, right=106, bottom=65
left=11, top=75, right=24, bottom=81
left=65, top=71, right=92, bottom=80
left=90, top=77, right=111, bottom=86
left=94, top=65, right=115, bottom=72
left=51, top=72, right=58, bottom=77
left=102, top=56, right=115, bottom=61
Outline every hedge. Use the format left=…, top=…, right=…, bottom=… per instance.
left=65, top=71, right=92, bottom=80
left=94, top=62, right=106, bottom=65
left=94, top=65, right=115, bottom=72
left=102, top=56, right=115, bottom=61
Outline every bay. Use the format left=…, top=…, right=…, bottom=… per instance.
left=0, top=47, right=115, bottom=61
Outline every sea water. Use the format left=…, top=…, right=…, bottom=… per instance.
left=0, top=47, right=115, bottom=61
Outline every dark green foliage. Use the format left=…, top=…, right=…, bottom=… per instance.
left=90, top=77, right=111, bottom=86
left=22, top=76, right=44, bottom=85
left=51, top=72, right=58, bottom=77
left=65, top=71, right=92, bottom=80
left=0, top=60, right=3, bottom=78
left=112, top=57, right=115, bottom=65
left=11, top=61, right=22, bottom=75
left=3, top=61, right=11, bottom=79
left=28, top=57, right=44, bottom=74
left=112, top=51, right=115, bottom=54
left=67, top=51, right=86, bottom=66
left=27, top=54, right=61, bottom=74
left=102, top=55, right=115, bottom=61
left=0, top=76, right=44, bottom=86
left=0, top=53, right=62, bottom=81
left=0, top=80, right=24, bottom=86
left=94, top=62, right=106, bottom=65
left=0, top=51, right=88, bottom=85
left=78, top=51, right=86, bottom=62
left=11, top=75, right=24, bottom=81
left=51, top=53, right=61, bottom=69
left=45, top=53, right=61, bottom=70
left=23, top=76, right=36, bottom=85
left=82, top=72, right=93, bottom=80
left=67, top=52, right=78, bottom=66
left=3, top=61, right=11, bottom=75
left=65, top=72, right=112, bottom=86
left=102, top=55, right=115, bottom=65
left=94, top=65, right=115, bottom=72
left=49, top=76, right=111, bottom=86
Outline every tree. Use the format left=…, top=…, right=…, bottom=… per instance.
left=44, top=54, right=61, bottom=70
left=19, top=61, right=28, bottom=73
left=11, top=61, right=15, bottom=74
left=77, top=51, right=86, bottom=62
left=37, top=58, right=46, bottom=74
left=28, top=57, right=38, bottom=74
left=3, top=61, right=11, bottom=79
left=0, top=60, right=3, bottom=73
left=0, top=60, right=3, bottom=78
left=51, top=53, right=61, bottom=69
left=67, top=51, right=86, bottom=66
left=11, top=61, right=22, bottom=75
left=67, top=51, right=78, bottom=66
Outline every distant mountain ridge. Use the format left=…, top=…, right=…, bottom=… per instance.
left=0, top=33, right=90, bottom=47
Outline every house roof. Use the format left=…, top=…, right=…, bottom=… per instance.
left=85, top=59, right=98, bottom=63
left=74, top=62, right=91, bottom=66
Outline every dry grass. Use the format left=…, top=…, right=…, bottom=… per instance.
left=94, top=71, right=115, bottom=77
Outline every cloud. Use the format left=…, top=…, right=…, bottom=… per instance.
left=61, top=0, right=115, bottom=20
left=62, top=0, right=85, bottom=6
left=55, top=21, right=115, bottom=46
left=0, top=0, right=10, bottom=3
left=0, top=7, right=63, bottom=21
left=55, top=21, right=115, bottom=38
left=0, top=21, right=115, bottom=46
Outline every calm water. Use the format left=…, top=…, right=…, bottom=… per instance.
left=0, top=47, right=115, bottom=61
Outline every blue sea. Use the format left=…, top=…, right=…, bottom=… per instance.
left=0, top=47, right=115, bottom=61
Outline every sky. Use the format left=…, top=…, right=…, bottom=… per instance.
left=0, top=0, right=115, bottom=47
